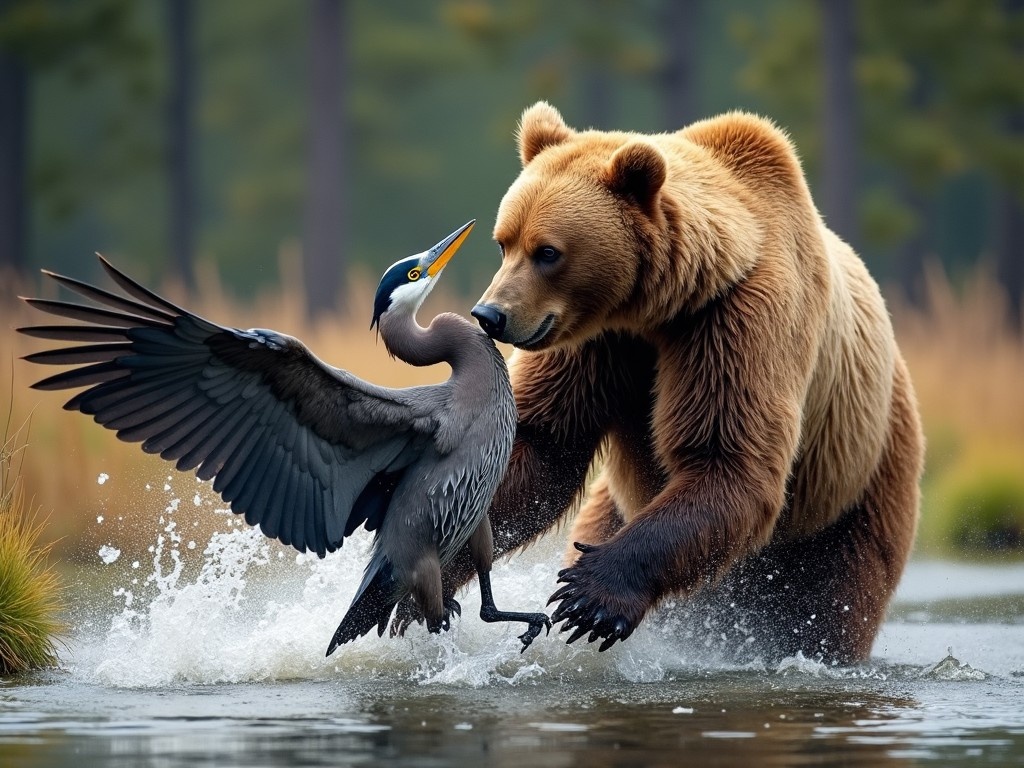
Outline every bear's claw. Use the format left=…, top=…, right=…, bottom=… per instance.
left=548, top=541, right=644, bottom=651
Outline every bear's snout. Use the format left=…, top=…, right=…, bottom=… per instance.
left=471, top=303, right=507, bottom=339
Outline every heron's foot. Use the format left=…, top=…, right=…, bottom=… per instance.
left=479, top=604, right=552, bottom=653
left=517, top=614, right=553, bottom=653
left=389, top=595, right=423, bottom=638
left=426, top=596, right=462, bottom=634
left=391, top=595, right=461, bottom=637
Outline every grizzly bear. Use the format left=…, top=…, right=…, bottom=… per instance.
left=452, top=102, right=924, bottom=662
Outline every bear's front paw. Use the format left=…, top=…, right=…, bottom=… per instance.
left=547, top=542, right=650, bottom=652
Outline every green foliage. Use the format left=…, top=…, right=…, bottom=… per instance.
left=947, top=472, right=1024, bottom=553
left=0, top=0, right=145, bottom=69
left=0, top=429, right=63, bottom=675
left=920, top=448, right=1024, bottom=559
left=860, top=184, right=918, bottom=246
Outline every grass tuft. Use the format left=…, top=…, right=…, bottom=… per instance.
left=0, top=425, right=63, bottom=675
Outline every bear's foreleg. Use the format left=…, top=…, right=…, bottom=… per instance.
left=564, top=473, right=625, bottom=564
left=549, top=482, right=775, bottom=650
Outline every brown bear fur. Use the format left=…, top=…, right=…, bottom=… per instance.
left=454, top=102, right=924, bottom=662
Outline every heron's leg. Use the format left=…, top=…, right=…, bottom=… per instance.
left=389, top=593, right=461, bottom=637
left=406, top=549, right=455, bottom=634
left=477, top=567, right=552, bottom=652
left=470, top=516, right=551, bottom=652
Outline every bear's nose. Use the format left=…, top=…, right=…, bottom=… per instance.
left=471, top=304, right=507, bottom=339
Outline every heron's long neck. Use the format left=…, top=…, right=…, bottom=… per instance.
left=378, top=308, right=487, bottom=373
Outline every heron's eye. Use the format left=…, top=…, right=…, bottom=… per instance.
left=407, top=267, right=421, bottom=281
left=534, top=245, right=561, bottom=265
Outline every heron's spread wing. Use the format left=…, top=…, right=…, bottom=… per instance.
left=19, top=257, right=438, bottom=557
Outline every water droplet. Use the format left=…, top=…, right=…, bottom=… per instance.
left=98, top=544, right=121, bottom=564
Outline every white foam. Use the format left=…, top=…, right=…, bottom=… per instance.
left=775, top=650, right=831, bottom=677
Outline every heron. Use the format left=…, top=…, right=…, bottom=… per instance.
left=18, top=221, right=552, bottom=654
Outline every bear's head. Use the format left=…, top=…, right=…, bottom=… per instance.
left=472, top=102, right=669, bottom=351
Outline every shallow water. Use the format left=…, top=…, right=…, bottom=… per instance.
left=2, top=479, right=1023, bottom=766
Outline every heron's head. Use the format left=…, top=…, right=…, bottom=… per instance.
left=371, top=220, right=475, bottom=329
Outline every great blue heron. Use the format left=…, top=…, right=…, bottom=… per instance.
left=18, top=221, right=551, bottom=654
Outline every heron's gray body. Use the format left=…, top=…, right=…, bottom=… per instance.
left=352, top=312, right=516, bottom=612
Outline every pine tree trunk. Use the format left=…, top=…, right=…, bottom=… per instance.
left=662, top=0, right=700, bottom=130
left=303, top=0, right=346, bottom=319
left=581, top=64, right=611, bottom=130
left=996, top=0, right=1024, bottom=331
left=0, top=4, right=28, bottom=273
left=820, top=0, right=857, bottom=247
left=166, top=0, right=196, bottom=292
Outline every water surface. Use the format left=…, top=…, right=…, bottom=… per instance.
left=2, top=484, right=1022, bottom=767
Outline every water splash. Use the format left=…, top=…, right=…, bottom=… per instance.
left=69, top=475, right=967, bottom=689
left=776, top=650, right=832, bottom=677
left=921, top=647, right=989, bottom=681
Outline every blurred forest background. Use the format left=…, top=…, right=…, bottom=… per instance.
left=1, top=0, right=1022, bottom=561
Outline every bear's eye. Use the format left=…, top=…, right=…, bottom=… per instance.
left=534, top=246, right=561, bottom=265
left=497, top=242, right=505, bottom=260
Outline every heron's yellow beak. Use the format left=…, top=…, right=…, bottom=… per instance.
left=422, top=220, right=475, bottom=278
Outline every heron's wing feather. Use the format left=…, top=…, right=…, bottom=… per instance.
left=19, top=257, right=438, bottom=557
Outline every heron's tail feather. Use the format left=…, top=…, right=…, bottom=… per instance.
left=326, top=560, right=399, bottom=656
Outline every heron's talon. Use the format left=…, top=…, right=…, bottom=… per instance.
left=517, top=614, right=551, bottom=653
left=445, top=596, right=462, bottom=618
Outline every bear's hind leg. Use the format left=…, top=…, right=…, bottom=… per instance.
left=727, top=361, right=922, bottom=663
left=726, top=499, right=900, bottom=662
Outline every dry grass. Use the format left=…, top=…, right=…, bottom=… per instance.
left=1, top=256, right=1021, bottom=561
left=893, top=266, right=1024, bottom=556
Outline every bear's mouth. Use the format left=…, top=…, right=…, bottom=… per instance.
left=517, top=314, right=556, bottom=349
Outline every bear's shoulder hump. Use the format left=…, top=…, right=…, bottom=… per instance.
left=681, top=112, right=803, bottom=188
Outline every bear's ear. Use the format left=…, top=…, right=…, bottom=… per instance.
left=604, top=142, right=667, bottom=215
left=516, top=101, right=572, bottom=166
